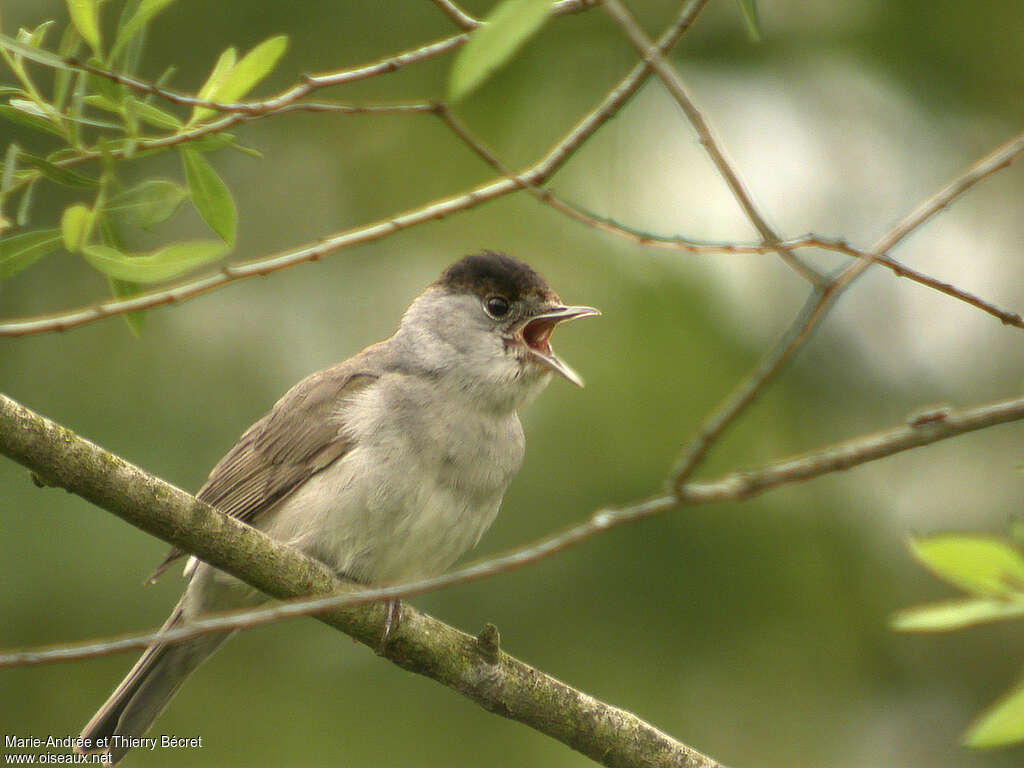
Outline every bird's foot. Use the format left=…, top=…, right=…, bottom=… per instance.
left=376, top=599, right=402, bottom=655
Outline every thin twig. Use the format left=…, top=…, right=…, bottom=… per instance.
left=602, top=0, right=824, bottom=285
left=523, top=194, right=1024, bottom=329
left=4, top=390, right=1023, bottom=668
left=835, top=128, right=1024, bottom=291
left=0, top=100, right=436, bottom=204
left=64, top=34, right=468, bottom=115
left=0, top=0, right=711, bottom=337
left=563, top=199, right=1012, bottom=319
left=427, top=0, right=597, bottom=32
left=36, top=101, right=437, bottom=175
left=429, top=0, right=479, bottom=29
left=874, top=253, right=1024, bottom=328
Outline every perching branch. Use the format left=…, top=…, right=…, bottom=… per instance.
left=0, top=392, right=725, bottom=768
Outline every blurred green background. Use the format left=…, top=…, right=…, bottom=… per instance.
left=3, top=0, right=1024, bottom=766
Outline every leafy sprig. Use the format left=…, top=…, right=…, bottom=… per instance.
left=0, top=0, right=288, bottom=331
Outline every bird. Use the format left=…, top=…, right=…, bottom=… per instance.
left=76, top=251, right=598, bottom=764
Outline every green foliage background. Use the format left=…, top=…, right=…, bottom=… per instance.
left=2, top=0, right=1024, bottom=766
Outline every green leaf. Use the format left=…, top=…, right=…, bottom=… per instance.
left=909, top=534, right=1024, bottom=598
left=12, top=96, right=120, bottom=131
left=0, top=104, right=66, bottom=139
left=61, top=203, right=93, bottom=252
left=85, top=94, right=183, bottom=130
left=108, top=277, right=146, bottom=335
left=82, top=240, right=228, bottom=282
left=0, top=229, right=61, bottom=278
left=735, top=0, right=763, bottom=42
left=183, top=133, right=235, bottom=153
left=122, top=94, right=140, bottom=137
left=53, top=26, right=83, bottom=113
left=181, top=149, right=236, bottom=244
left=1, top=144, right=18, bottom=198
left=99, top=214, right=145, bottom=335
left=892, top=598, right=1024, bottom=633
left=448, top=0, right=553, bottom=102
left=23, top=20, right=57, bottom=49
left=218, top=35, right=287, bottom=101
left=111, top=0, right=179, bottom=61
left=224, top=139, right=263, bottom=159
left=16, top=178, right=39, bottom=226
left=964, top=679, right=1024, bottom=748
left=21, top=153, right=98, bottom=188
left=111, top=179, right=187, bottom=227
left=7, top=98, right=51, bottom=120
left=131, top=99, right=183, bottom=130
left=192, top=36, right=287, bottom=123
left=197, top=48, right=237, bottom=99
left=0, top=32, right=75, bottom=71
left=65, top=0, right=102, bottom=56
left=189, top=47, right=237, bottom=124
left=1009, top=519, right=1024, bottom=546
left=85, top=65, right=125, bottom=105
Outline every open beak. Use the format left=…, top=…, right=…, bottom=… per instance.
left=519, top=305, right=600, bottom=387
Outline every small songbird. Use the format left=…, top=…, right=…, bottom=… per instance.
left=77, top=251, right=598, bottom=764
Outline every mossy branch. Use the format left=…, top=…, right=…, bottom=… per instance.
left=0, top=392, right=725, bottom=768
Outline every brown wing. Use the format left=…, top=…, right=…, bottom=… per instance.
left=147, top=360, right=379, bottom=583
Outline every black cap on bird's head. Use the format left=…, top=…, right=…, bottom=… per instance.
left=436, top=251, right=599, bottom=386
left=436, top=251, right=558, bottom=304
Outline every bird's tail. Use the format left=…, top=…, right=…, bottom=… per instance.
left=76, top=602, right=231, bottom=765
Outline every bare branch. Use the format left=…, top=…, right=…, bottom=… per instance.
left=425, top=0, right=603, bottom=32
left=873, top=252, right=1024, bottom=328
left=601, top=0, right=823, bottom=285
left=0, top=0, right=711, bottom=337
left=512, top=197, right=1024, bottom=330
left=834, top=128, right=1024, bottom=292
left=429, top=0, right=479, bottom=30
left=438, top=96, right=1024, bottom=334
left=670, top=126, right=1024, bottom=485
left=0, top=392, right=726, bottom=768
left=552, top=0, right=605, bottom=13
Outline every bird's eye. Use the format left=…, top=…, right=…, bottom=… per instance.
left=484, top=295, right=510, bottom=319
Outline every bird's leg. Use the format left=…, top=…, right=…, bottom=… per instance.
left=377, top=599, right=402, bottom=655
left=335, top=570, right=401, bottom=654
